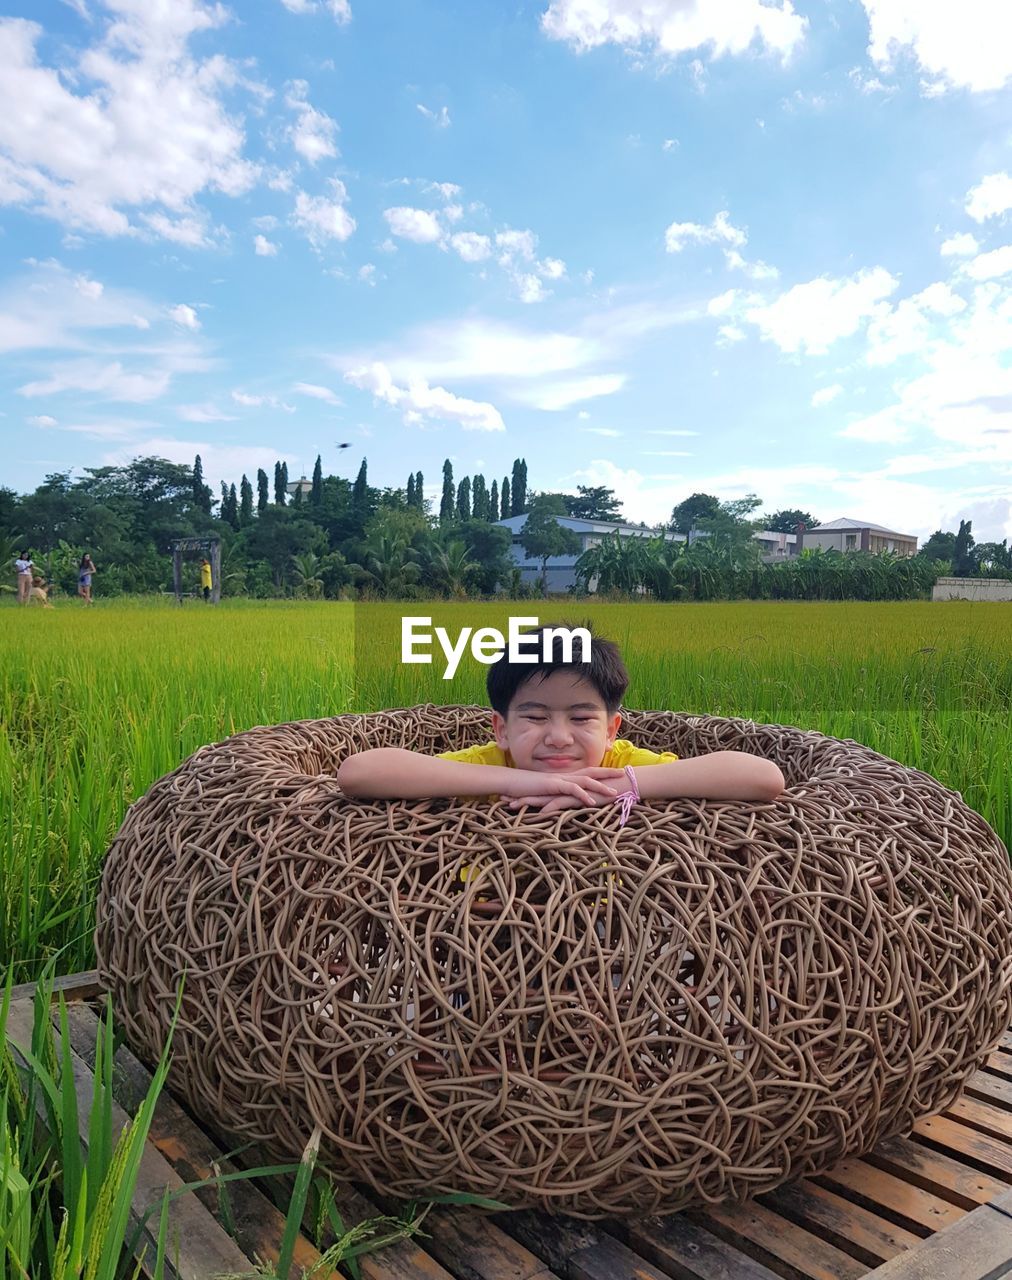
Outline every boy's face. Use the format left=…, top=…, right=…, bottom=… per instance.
left=491, top=671, right=621, bottom=772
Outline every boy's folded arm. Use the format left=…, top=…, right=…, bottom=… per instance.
left=337, top=749, right=620, bottom=805
left=633, top=751, right=785, bottom=803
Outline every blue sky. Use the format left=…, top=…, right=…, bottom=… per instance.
left=2, top=0, right=1011, bottom=541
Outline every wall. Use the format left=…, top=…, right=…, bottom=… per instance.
left=932, top=577, right=1012, bottom=602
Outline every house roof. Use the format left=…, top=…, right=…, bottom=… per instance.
left=811, top=517, right=916, bottom=539
left=496, top=514, right=676, bottom=537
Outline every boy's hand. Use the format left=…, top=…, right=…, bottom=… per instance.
left=501, top=768, right=619, bottom=810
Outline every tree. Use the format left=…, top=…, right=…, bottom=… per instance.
left=291, top=550, right=324, bottom=598
left=501, top=476, right=510, bottom=520
left=919, top=529, right=956, bottom=563
left=973, top=539, right=1012, bottom=575
left=274, top=461, right=286, bottom=506
left=952, top=519, right=975, bottom=577
left=352, top=459, right=368, bottom=511
left=456, top=476, right=471, bottom=522
left=489, top=479, right=499, bottom=523
left=564, top=485, right=623, bottom=521
left=239, top=474, right=253, bottom=527
left=407, top=473, right=416, bottom=507
left=191, top=454, right=212, bottom=515
left=224, top=483, right=240, bottom=530
left=520, top=496, right=581, bottom=594
left=280, top=462, right=289, bottom=502
left=311, top=454, right=323, bottom=506
left=440, top=459, right=455, bottom=524
left=414, top=470, right=424, bottom=511
left=511, top=458, right=527, bottom=516
left=472, top=474, right=488, bottom=522
left=670, top=492, right=721, bottom=534
left=257, top=468, right=270, bottom=514
left=762, top=508, right=817, bottom=534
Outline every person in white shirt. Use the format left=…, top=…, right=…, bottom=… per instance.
left=14, top=553, right=33, bottom=605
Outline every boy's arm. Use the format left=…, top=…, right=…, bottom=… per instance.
left=336, top=748, right=619, bottom=805
left=632, top=751, right=785, bottom=803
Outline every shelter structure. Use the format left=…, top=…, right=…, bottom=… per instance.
left=170, top=535, right=221, bottom=604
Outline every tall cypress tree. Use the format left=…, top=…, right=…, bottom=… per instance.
left=489, top=479, right=498, bottom=523
left=220, top=480, right=229, bottom=519
left=274, top=461, right=286, bottom=506
left=440, top=459, right=455, bottom=524
left=293, top=482, right=303, bottom=506
left=472, top=474, right=488, bottom=522
left=280, top=462, right=289, bottom=504
left=510, top=459, right=523, bottom=516
left=407, top=473, right=416, bottom=507
left=192, top=454, right=211, bottom=515
left=456, top=476, right=471, bottom=522
left=353, top=458, right=368, bottom=509
left=311, top=454, right=323, bottom=505
left=222, top=482, right=239, bottom=529
left=518, top=458, right=528, bottom=513
left=501, top=476, right=510, bottom=520
left=239, top=474, right=253, bottom=526
left=257, top=468, right=269, bottom=513
left=414, top=470, right=423, bottom=510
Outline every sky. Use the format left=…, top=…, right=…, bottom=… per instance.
left=1, top=0, right=1011, bottom=543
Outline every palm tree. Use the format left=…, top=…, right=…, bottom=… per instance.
left=421, top=538, right=482, bottom=599
left=351, top=529, right=421, bottom=598
left=291, top=550, right=324, bottom=598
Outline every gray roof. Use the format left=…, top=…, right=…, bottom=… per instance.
left=811, top=517, right=916, bottom=539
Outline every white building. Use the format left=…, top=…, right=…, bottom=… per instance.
left=496, top=514, right=679, bottom=592
left=802, top=518, right=917, bottom=557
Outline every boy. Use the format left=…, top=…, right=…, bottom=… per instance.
left=338, top=622, right=785, bottom=813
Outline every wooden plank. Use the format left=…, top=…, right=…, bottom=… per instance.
left=419, top=1206, right=560, bottom=1280
left=987, top=1052, right=1012, bottom=1081
left=944, top=1096, right=1012, bottom=1143
left=816, top=1158, right=963, bottom=1233
left=4, top=998, right=253, bottom=1280
left=761, top=1179, right=922, bottom=1266
left=695, top=1198, right=867, bottom=1280
left=499, top=1210, right=671, bottom=1280
left=625, top=1213, right=785, bottom=1280
left=62, top=1002, right=326, bottom=1280
left=860, top=1203, right=1012, bottom=1279
left=866, top=1135, right=1008, bottom=1209
left=967, top=1072, right=1012, bottom=1111
left=9, top=968, right=103, bottom=1005
left=913, top=1114, right=1012, bottom=1178
left=61, top=1003, right=456, bottom=1280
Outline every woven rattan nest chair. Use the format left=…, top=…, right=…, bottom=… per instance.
left=95, top=704, right=1012, bottom=1218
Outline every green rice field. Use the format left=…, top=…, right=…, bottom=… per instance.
left=2, top=597, right=1010, bottom=985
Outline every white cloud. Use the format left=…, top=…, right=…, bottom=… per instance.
left=513, top=373, right=627, bottom=411
left=384, top=206, right=443, bottom=243
left=293, top=381, right=342, bottom=405
left=231, top=389, right=296, bottom=412
left=18, top=359, right=172, bottom=402
left=178, top=401, right=236, bottom=422
left=515, top=273, right=547, bottom=304
left=540, top=257, right=567, bottom=280
left=27, top=413, right=58, bottom=427
left=811, top=384, right=843, bottom=407
left=449, top=231, right=491, bottom=262
left=280, top=0, right=351, bottom=21
left=662, top=138, right=678, bottom=151
left=254, top=233, right=278, bottom=256
left=724, top=249, right=778, bottom=280
left=416, top=103, right=451, bottom=127
left=541, top=0, right=807, bottom=61
left=865, top=281, right=966, bottom=365
left=742, top=267, right=899, bottom=354
left=426, top=181, right=461, bottom=200
left=286, top=81, right=339, bottom=165
left=74, top=274, right=103, bottom=299
left=665, top=209, right=746, bottom=253
left=345, top=361, right=505, bottom=431
left=169, top=303, right=200, bottom=331
left=963, top=246, right=1012, bottom=282
left=141, top=211, right=212, bottom=247
left=358, top=262, right=376, bottom=284
left=940, top=232, right=979, bottom=257
left=862, top=0, right=1012, bottom=93
left=0, top=10, right=259, bottom=240
left=965, top=173, right=1012, bottom=223
left=585, top=426, right=620, bottom=437
left=495, top=229, right=538, bottom=262
left=292, top=181, right=356, bottom=247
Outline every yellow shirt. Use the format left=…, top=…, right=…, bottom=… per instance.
left=436, top=739, right=678, bottom=770
left=200, top=562, right=212, bottom=588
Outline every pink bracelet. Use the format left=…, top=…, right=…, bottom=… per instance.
left=615, top=765, right=640, bottom=826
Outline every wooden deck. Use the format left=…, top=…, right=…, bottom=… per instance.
left=6, top=970, right=1011, bottom=1280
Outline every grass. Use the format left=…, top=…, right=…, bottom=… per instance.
left=1, top=596, right=1009, bottom=982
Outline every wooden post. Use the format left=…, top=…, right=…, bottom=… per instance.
left=172, top=546, right=183, bottom=604
left=210, top=537, right=221, bottom=605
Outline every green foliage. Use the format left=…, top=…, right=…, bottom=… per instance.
left=564, top=485, right=623, bottom=521
left=952, top=518, right=974, bottom=577
left=669, top=491, right=721, bottom=533
left=520, top=499, right=581, bottom=593
left=761, top=508, right=816, bottom=533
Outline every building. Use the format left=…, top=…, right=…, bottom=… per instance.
left=287, top=474, right=313, bottom=498
left=752, top=530, right=798, bottom=562
left=496, top=514, right=680, bottom=592
left=802, top=518, right=917, bottom=557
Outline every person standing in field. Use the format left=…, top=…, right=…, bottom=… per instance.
left=14, top=552, right=33, bottom=605
left=78, top=553, right=97, bottom=604
left=200, top=557, right=213, bottom=602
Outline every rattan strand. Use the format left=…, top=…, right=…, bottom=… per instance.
left=95, top=704, right=1012, bottom=1218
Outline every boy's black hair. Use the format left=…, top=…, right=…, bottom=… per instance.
left=486, top=620, right=629, bottom=716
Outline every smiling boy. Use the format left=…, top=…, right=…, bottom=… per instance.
left=337, top=622, right=785, bottom=814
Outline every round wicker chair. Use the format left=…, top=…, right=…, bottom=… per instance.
left=95, top=705, right=1012, bottom=1218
